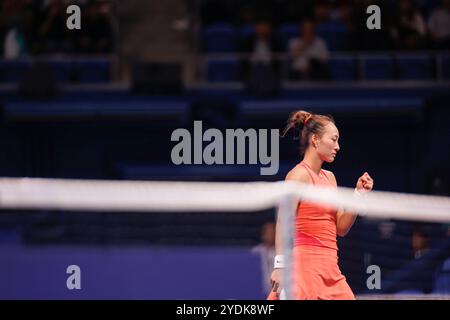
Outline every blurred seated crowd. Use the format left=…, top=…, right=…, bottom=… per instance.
left=201, top=0, right=450, bottom=52
left=0, top=0, right=115, bottom=59
left=1, top=0, right=449, bottom=85
left=201, top=0, right=450, bottom=83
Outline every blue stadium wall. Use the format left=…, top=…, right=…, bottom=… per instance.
left=0, top=85, right=449, bottom=299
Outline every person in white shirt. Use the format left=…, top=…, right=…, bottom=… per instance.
left=251, top=221, right=276, bottom=296
left=428, top=0, right=450, bottom=49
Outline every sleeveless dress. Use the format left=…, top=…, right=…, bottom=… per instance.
left=268, top=161, right=355, bottom=300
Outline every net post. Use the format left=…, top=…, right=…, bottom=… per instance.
left=278, top=194, right=297, bottom=300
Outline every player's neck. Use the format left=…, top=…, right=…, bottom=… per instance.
left=302, top=152, right=323, bottom=175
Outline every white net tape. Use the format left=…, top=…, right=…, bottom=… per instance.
left=1, top=177, right=449, bottom=300
left=0, top=178, right=449, bottom=222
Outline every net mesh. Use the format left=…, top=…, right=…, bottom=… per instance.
left=0, top=178, right=449, bottom=299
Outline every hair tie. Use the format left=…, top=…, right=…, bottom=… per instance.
left=304, top=114, right=312, bottom=125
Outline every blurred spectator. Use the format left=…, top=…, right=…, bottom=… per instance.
left=0, top=0, right=35, bottom=58
left=75, top=1, right=114, bottom=53
left=314, top=0, right=332, bottom=24
left=333, top=0, right=355, bottom=51
left=423, top=170, right=450, bottom=236
left=38, top=0, right=73, bottom=53
left=427, top=0, right=450, bottom=49
left=241, top=21, right=281, bottom=97
left=241, top=21, right=281, bottom=80
left=424, top=170, right=449, bottom=196
left=391, top=0, right=427, bottom=50
left=3, top=25, right=28, bottom=59
left=406, top=226, right=435, bottom=293
left=252, top=221, right=276, bottom=296
left=411, top=228, right=430, bottom=259
left=288, top=19, right=330, bottom=81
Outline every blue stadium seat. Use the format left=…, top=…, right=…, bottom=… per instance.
left=329, top=56, right=356, bottom=81
left=74, top=59, right=111, bottom=83
left=440, top=54, right=450, bottom=80
left=203, top=23, right=238, bottom=53
left=362, top=55, right=394, bottom=80
left=433, top=258, right=450, bottom=294
left=239, top=25, right=255, bottom=42
left=207, top=59, right=240, bottom=82
left=316, top=20, right=349, bottom=51
left=394, top=289, right=424, bottom=295
left=45, top=60, right=73, bottom=83
left=396, top=55, right=434, bottom=80
left=0, top=60, right=30, bottom=83
left=277, top=23, right=300, bottom=50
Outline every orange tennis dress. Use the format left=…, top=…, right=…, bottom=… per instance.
left=269, top=161, right=355, bottom=300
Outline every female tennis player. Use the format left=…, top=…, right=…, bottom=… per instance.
left=269, top=110, right=374, bottom=300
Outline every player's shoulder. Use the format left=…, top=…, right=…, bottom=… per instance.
left=285, top=164, right=311, bottom=183
left=322, top=169, right=335, bottom=178
left=322, top=169, right=337, bottom=184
